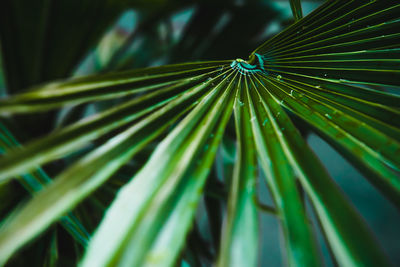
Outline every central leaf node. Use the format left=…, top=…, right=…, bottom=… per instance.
left=230, top=53, right=265, bottom=75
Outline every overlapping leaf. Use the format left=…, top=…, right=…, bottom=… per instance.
left=0, top=122, right=90, bottom=245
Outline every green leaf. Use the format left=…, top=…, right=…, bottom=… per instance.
left=248, top=0, right=400, bottom=208
left=0, top=1, right=399, bottom=265
left=246, top=78, right=321, bottom=266
left=43, top=230, right=58, bottom=267
left=216, top=76, right=258, bottom=267
left=0, top=61, right=229, bottom=113
left=81, top=70, right=236, bottom=267
left=0, top=68, right=225, bottom=182
left=0, top=122, right=90, bottom=247
left=255, top=2, right=400, bottom=57
left=260, top=75, right=400, bottom=208
left=251, top=74, right=390, bottom=266
left=0, top=72, right=221, bottom=264
left=289, top=0, right=303, bottom=21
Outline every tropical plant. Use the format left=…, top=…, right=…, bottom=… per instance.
left=0, top=0, right=399, bottom=266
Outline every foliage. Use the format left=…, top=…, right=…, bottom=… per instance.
left=0, top=0, right=399, bottom=266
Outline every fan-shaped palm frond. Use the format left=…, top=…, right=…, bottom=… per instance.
left=0, top=0, right=399, bottom=266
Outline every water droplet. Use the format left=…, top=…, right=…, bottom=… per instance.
left=280, top=100, right=284, bottom=105
left=315, top=85, right=321, bottom=88
left=276, top=112, right=281, bottom=117
left=290, top=90, right=294, bottom=96
left=250, top=116, right=256, bottom=122
left=238, top=99, right=245, bottom=106
left=262, top=118, right=268, bottom=126
left=324, top=113, right=332, bottom=119
left=324, top=73, right=328, bottom=77
left=276, top=75, right=282, bottom=80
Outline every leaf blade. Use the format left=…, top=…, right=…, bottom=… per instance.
left=246, top=76, right=321, bottom=267
left=252, top=74, right=391, bottom=266
left=217, top=76, right=259, bottom=267
left=81, top=70, right=236, bottom=267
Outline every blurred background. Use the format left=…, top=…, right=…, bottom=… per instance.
left=0, top=0, right=399, bottom=266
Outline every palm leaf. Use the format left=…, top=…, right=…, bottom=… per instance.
left=247, top=77, right=321, bottom=266
left=289, top=0, right=303, bottom=21
left=0, top=122, right=90, bottom=246
left=216, top=76, right=258, bottom=267
left=0, top=0, right=399, bottom=266
left=82, top=70, right=236, bottom=267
